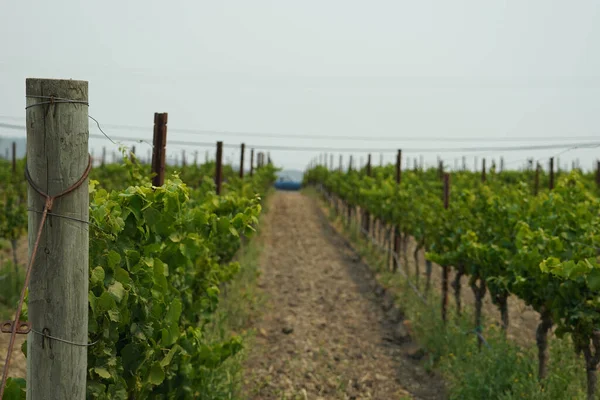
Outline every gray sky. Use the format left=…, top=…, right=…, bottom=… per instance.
left=1, top=1, right=599, bottom=171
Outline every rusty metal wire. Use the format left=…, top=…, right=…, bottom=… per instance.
left=0, top=155, right=92, bottom=399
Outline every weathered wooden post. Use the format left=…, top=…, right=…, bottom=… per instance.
left=482, top=158, right=486, bottom=182
left=549, top=157, right=555, bottom=190
left=24, top=78, right=90, bottom=399
left=363, top=154, right=372, bottom=235
left=151, top=113, right=168, bottom=186
left=12, top=142, right=16, bottom=173
left=534, top=162, right=540, bottom=195
left=101, top=146, right=106, bottom=167
left=181, top=150, right=186, bottom=167
left=215, top=141, right=223, bottom=194
left=250, top=148, right=254, bottom=177
left=442, top=172, right=450, bottom=325
left=393, top=149, right=402, bottom=272
left=596, top=160, right=600, bottom=188
left=239, top=143, right=245, bottom=178
left=396, top=149, right=402, bottom=185
left=130, top=145, right=136, bottom=164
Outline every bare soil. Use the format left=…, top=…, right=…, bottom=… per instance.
left=243, top=192, right=445, bottom=400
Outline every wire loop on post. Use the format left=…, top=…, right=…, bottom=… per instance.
left=25, top=95, right=89, bottom=110
left=0, top=154, right=93, bottom=398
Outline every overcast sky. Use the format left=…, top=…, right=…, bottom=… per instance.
left=1, top=1, right=599, bottom=171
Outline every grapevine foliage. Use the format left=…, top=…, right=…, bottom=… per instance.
left=306, top=164, right=600, bottom=393
left=1, top=156, right=276, bottom=399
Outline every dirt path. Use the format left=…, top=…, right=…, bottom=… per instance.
left=243, top=192, right=444, bottom=400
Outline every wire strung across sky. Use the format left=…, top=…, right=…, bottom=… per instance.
left=86, top=134, right=600, bottom=154
left=1, top=119, right=599, bottom=143
left=2, top=119, right=600, bottom=155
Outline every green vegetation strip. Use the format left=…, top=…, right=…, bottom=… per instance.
left=310, top=188, right=590, bottom=400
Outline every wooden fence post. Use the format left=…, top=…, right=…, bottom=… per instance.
left=534, top=162, right=540, bottom=195
left=596, top=160, right=600, bottom=188
left=182, top=150, right=186, bottom=167
left=339, top=154, right=342, bottom=172
left=151, top=113, right=168, bottom=186
left=393, top=149, right=402, bottom=272
left=130, top=145, right=136, bottom=164
left=239, top=143, right=245, bottom=178
left=396, top=149, right=402, bottom=185
left=215, top=141, right=223, bottom=195
left=250, top=148, right=254, bottom=177
left=363, top=154, right=372, bottom=235
left=442, top=172, right=450, bottom=325
left=24, top=78, right=89, bottom=399
left=101, top=147, right=106, bottom=167
left=549, top=157, right=555, bottom=190
left=12, top=142, right=16, bottom=173
left=482, top=158, right=486, bottom=182
left=194, top=151, right=199, bottom=167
